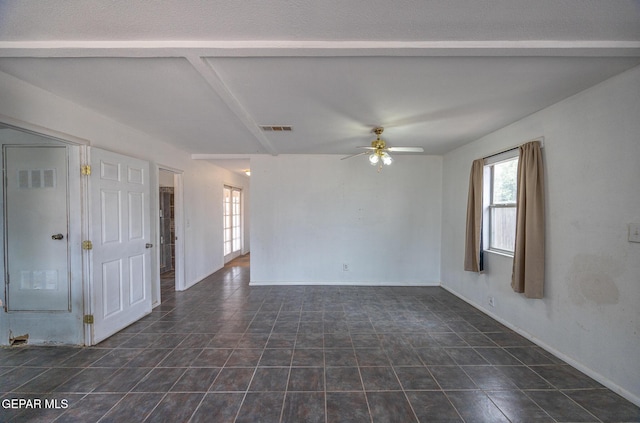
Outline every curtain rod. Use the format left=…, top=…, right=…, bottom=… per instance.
left=483, top=136, right=544, bottom=160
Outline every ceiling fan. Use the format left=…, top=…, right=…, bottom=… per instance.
left=341, top=127, right=424, bottom=170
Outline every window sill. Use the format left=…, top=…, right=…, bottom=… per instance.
left=484, top=249, right=514, bottom=259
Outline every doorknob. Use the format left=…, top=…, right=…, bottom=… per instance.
left=145, top=243, right=153, bottom=248
left=51, top=234, right=64, bottom=240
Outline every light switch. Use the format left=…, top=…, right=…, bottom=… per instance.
left=629, top=223, right=640, bottom=243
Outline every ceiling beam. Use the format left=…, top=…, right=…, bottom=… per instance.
left=185, top=55, right=278, bottom=156
left=1, top=40, right=639, bottom=58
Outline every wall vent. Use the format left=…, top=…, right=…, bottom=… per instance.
left=260, top=125, right=292, bottom=132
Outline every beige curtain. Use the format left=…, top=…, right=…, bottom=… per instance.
left=464, top=159, right=484, bottom=272
left=511, top=141, right=545, bottom=298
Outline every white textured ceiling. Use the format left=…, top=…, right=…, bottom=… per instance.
left=1, top=1, right=639, bottom=174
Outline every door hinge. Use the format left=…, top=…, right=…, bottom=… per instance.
left=83, top=315, right=94, bottom=324
left=82, top=240, right=93, bottom=250
left=81, top=165, right=91, bottom=176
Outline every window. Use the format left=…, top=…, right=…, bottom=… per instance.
left=484, top=152, right=518, bottom=255
left=223, top=186, right=242, bottom=259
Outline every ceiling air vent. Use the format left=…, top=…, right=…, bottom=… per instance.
left=260, top=125, right=292, bottom=132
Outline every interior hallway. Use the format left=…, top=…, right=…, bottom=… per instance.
left=0, top=254, right=638, bottom=422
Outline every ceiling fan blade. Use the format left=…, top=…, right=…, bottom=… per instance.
left=341, top=151, right=369, bottom=160
left=387, top=147, right=424, bottom=153
left=356, top=146, right=376, bottom=150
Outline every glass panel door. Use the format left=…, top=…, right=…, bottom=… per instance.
left=224, top=186, right=242, bottom=262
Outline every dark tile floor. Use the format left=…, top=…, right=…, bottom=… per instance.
left=1, top=255, right=639, bottom=422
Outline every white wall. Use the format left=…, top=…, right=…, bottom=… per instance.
left=0, top=70, right=249, bottom=296
left=441, top=65, right=640, bottom=404
left=251, top=154, right=442, bottom=285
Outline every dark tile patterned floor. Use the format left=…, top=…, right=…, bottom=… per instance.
left=1, top=255, right=639, bottom=422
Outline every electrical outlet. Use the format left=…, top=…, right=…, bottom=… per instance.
left=629, top=223, right=640, bottom=243
left=488, top=296, right=495, bottom=307
left=343, top=264, right=349, bottom=271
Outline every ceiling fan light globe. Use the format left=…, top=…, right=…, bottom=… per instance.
left=381, top=152, right=393, bottom=165
left=369, top=154, right=380, bottom=165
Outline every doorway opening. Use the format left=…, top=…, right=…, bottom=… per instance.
left=156, top=167, right=184, bottom=307
left=159, top=184, right=175, bottom=298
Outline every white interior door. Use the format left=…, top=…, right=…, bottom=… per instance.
left=89, top=147, right=151, bottom=344
left=5, top=146, right=70, bottom=311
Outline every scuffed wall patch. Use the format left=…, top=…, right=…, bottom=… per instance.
left=567, top=254, right=621, bottom=306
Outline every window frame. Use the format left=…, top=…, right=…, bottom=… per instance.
left=483, top=150, right=519, bottom=257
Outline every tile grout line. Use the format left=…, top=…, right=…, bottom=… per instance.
left=231, top=308, right=271, bottom=423
left=352, top=332, right=376, bottom=423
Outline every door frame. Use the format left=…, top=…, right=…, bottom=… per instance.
left=155, top=165, right=185, bottom=298
left=0, top=116, right=90, bottom=345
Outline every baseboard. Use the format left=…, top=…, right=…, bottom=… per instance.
left=249, top=280, right=441, bottom=287
left=441, top=285, right=640, bottom=407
